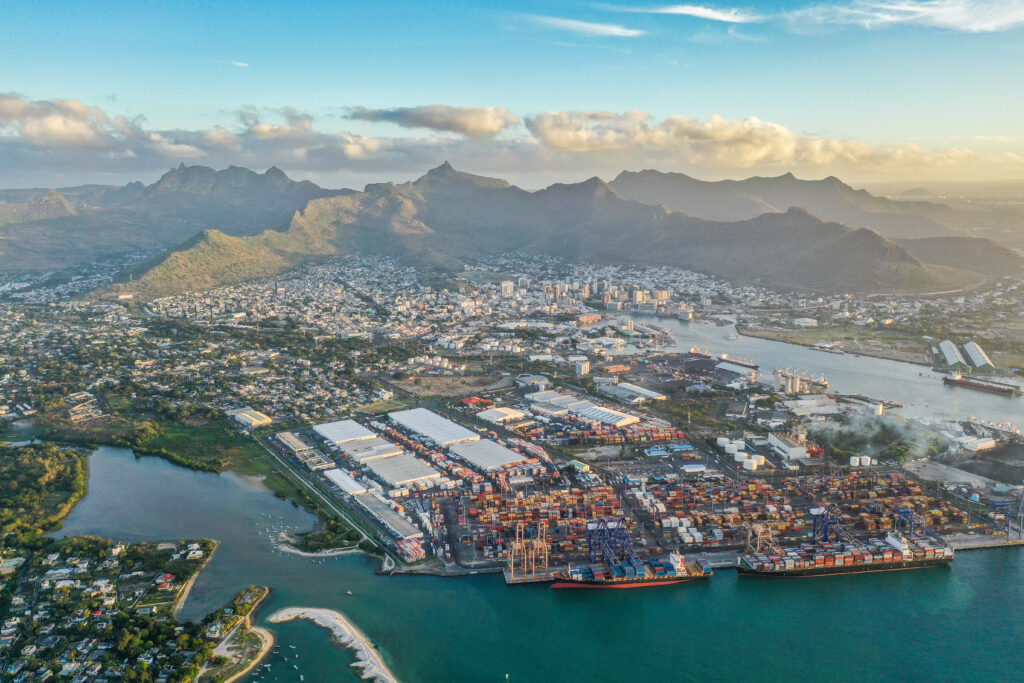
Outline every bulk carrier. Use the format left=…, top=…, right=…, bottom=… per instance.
left=735, top=505, right=953, bottom=578
left=552, top=553, right=713, bottom=588
left=943, top=373, right=1021, bottom=397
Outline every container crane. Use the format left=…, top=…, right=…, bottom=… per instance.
left=586, top=519, right=640, bottom=566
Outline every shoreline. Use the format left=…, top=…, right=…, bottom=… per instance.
left=735, top=325, right=932, bottom=367
left=274, top=531, right=363, bottom=558
left=267, top=607, right=398, bottom=683
left=221, top=588, right=274, bottom=683
left=172, top=539, right=220, bottom=619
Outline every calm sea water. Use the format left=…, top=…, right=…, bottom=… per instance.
left=59, top=447, right=1024, bottom=682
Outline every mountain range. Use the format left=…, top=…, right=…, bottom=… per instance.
left=0, top=163, right=1020, bottom=298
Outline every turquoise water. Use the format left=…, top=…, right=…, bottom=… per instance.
left=58, top=448, right=1024, bottom=682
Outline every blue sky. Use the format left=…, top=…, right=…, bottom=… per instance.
left=2, top=0, right=1023, bottom=187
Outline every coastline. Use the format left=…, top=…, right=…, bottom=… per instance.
left=172, top=539, right=220, bottom=618
left=267, top=607, right=398, bottom=683
left=274, top=531, right=363, bottom=558
left=735, top=325, right=932, bottom=367
left=220, top=588, right=274, bottom=683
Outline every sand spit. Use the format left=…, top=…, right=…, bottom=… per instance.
left=267, top=607, right=398, bottom=682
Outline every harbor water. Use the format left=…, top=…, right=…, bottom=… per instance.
left=58, top=447, right=1024, bottom=682
left=627, top=316, right=1022, bottom=425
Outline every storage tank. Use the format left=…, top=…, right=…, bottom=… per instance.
left=725, top=443, right=738, bottom=455
left=733, top=440, right=746, bottom=451
left=716, top=437, right=730, bottom=447
left=751, top=454, right=766, bottom=466
left=733, top=451, right=747, bottom=462
left=849, top=456, right=860, bottom=467
left=742, top=459, right=758, bottom=471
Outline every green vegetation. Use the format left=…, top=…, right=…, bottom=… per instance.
left=811, top=419, right=946, bottom=465
left=293, top=518, right=361, bottom=553
left=0, top=442, right=88, bottom=539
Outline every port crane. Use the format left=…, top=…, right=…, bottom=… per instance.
left=989, top=494, right=1024, bottom=541
left=742, top=522, right=783, bottom=555
left=507, top=522, right=549, bottom=580
left=587, top=519, right=640, bottom=566
left=810, top=504, right=865, bottom=548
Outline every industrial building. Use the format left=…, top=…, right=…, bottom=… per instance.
left=313, top=419, right=376, bottom=446
left=233, top=409, right=272, bottom=428
left=598, top=382, right=666, bottom=404
left=340, top=436, right=404, bottom=463
left=449, top=440, right=529, bottom=472
left=323, top=468, right=369, bottom=495
left=769, top=433, right=808, bottom=461
left=366, top=453, right=442, bottom=488
left=353, top=492, right=423, bottom=540
left=963, top=341, right=996, bottom=372
left=477, top=407, right=527, bottom=425
left=388, top=408, right=480, bottom=447
left=527, top=390, right=640, bottom=427
left=276, top=431, right=313, bottom=455
left=938, top=340, right=970, bottom=371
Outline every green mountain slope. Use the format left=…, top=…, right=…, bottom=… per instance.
left=121, top=164, right=944, bottom=298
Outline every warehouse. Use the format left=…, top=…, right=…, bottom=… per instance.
left=313, top=419, right=376, bottom=446
left=477, top=406, right=527, bottom=425
left=340, top=436, right=403, bottom=463
left=449, top=440, right=529, bottom=472
left=366, top=453, right=442, bottom=488
left=323, top=468, right=369, bottom=495
left=963, top=341, right=996, bottom=372
left=233, top=409, right=271, bottom=428
left=573, top=405, right=640, bottom=428
left=388, top=408, right=480, bottom=447
left=353, top=492, right=423, bottom=540
left=938, top=340, right=969, bottom=371
left=276, top=431, right=313, bottom=455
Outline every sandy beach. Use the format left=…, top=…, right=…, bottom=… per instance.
left=267, top=607, right=398, bottom=683
left=172, top=539, right=219, bottom=618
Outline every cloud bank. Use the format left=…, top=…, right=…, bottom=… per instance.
left=627, top=4, right=762, bottom=23
left=346, top=105, right=520, bottom=137
left=531, top=15, right=645, bottom=36
left=0, top=92, right=1020, bottom=188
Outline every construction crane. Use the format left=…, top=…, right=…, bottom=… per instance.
left=586, top=518, right=639, bottom=566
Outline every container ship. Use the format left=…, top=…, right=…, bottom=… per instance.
left=943, top=374, right=1021, bottom=397
left=552, top=552, right=713, bottom=588
left=736, top=531, right=953, bottom=577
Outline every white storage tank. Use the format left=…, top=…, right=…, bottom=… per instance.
left=716, top=437, right=730, bottom=447
left=725, top=443, right=738, bottom=455
left=742, top=459, right=758, bottom=471
left=733, top=451, right=747, bottom=462
left=733, top=440, right=746, bottom=451
left=850, top=456, right=860, bottom=467
left=751, top=454, right=766, bottom=466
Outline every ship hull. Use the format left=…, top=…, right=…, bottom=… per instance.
left=736, top=557, right=951, bottom=578
left=943, top=377, right=1019, bottom=396
left=551, top=572, right=710, bottom=589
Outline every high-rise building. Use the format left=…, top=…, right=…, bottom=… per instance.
left=500, top=280, right=515, bottom=297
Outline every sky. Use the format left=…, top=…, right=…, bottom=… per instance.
left=2, top=0, right=1024, bottom=189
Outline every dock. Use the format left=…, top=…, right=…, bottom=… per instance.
left=942, top=534, right=1024, bottom=551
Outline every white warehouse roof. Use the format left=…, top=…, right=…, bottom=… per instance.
left=477, top=407, right=527, bottom=424
left=323, top=468, right=369, bottom=495
left=449, top=440, right=529, bottom=472
left=963, top=341, right=995, bottom=369
left=388, top=408, right=480, bottom=446
left=341, top=436, right=403, bottom=463
left=574, top=406, right=640, bottom=427
left=938, top=340, right=968, bottom=368
left=313, top=419, right=376, bottom=445
left=367, top=453, right=442, bottom=487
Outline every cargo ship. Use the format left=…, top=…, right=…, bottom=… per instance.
left=943, top=374, right=1021, bottom=397
left=736, top=531, right=953, bottom=577
left=552, top=552, right=713, bottom=588
left=717, top=353, right=760, bottom=371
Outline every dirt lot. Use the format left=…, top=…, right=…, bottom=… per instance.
left=391, top=374, right=514, bottom=397
left=953, top=444, right=1024, bottom=486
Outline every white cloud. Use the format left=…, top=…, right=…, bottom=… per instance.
left=531, top=15, right=645, bottom=37
left=0, top=92, right=1021, bottom=187
left=346, top=105, right=520, bottom=137
left=231, top=61, right=249, bottom=68
left=628, top=4, right=762, bottom=23
left=788, top=1, right=1024, bottom=33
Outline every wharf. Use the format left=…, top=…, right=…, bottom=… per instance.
left=504, top=566, right=559, bottom=584
left=943, top=534, right=1024, bottom=551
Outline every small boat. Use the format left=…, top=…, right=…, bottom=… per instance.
left=289, top=645, right=296, bottom=649
left=345, top=590, right=353, bottom=595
